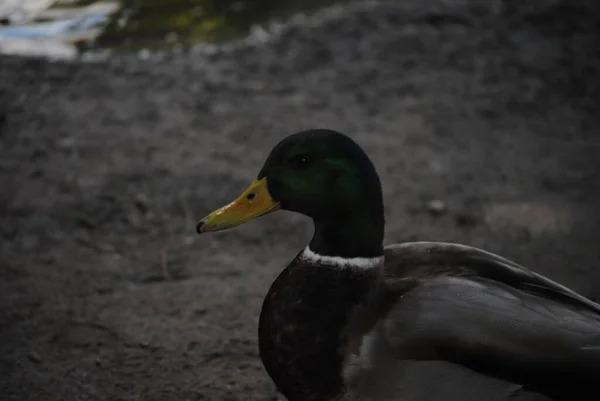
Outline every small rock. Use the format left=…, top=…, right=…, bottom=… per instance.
left=134, top=193, right=149, bottom=214
left=427, top=200, right=446, bottom=215
left=27, top=351, right=42, bottom=363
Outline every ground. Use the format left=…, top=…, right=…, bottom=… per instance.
left=1, top=1, right=599, bottom=400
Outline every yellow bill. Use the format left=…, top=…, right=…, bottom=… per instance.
left=196, top=177, right=281, bottom=234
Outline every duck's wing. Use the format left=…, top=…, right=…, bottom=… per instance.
left=379, top=242, right=600, bottom=399
left=383, top=241, right=600, bottom=314
left=343, top=359, right=550, bottom=401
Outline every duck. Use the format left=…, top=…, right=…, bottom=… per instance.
left=196, top=129, right=600, bottom=401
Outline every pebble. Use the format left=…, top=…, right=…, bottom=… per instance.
left=27, top=351, right=42, bottom=363
left=427, top=199, right=446, bottom=215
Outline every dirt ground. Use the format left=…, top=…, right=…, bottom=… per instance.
left=1, top=1, right=599, bottom=400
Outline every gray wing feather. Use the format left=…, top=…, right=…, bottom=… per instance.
left=344, top=360, right=550, bottom=401
left=379, top=242, right=600, bottom=395
left=382, top=276, right=600, bottom=361
left=384, top=241, right=600, bottom=314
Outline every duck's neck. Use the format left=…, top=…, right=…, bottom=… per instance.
left=309, top=212, right=385, bottom=259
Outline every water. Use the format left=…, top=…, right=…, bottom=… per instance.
left=0, top=0, right=343, bottom=58
left=98, top=0, right=342, bottom=51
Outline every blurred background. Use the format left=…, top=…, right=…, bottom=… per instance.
left=1, top=1, right=599, bottom=400
left=0, top=0, right=339, bottom=58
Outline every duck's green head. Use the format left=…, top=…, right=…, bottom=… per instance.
left=197, top=129, right=384, bottom=258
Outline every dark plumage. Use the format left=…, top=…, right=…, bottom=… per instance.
left=258, top=253, right=382, bottom=401
left=197, top=129, right=600, bottom=401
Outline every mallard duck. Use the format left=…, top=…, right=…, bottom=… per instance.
left=196, top=129, right=600, bottom=401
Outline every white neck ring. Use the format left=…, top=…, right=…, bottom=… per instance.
left=300, top=246, right=383, bottom=269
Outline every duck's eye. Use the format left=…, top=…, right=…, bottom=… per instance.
left=292, top=155, right=311, bottom=168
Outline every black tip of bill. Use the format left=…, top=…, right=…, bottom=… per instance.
left=196, top=218, right=207, bottom=234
